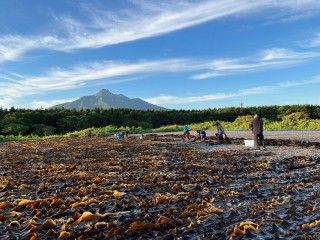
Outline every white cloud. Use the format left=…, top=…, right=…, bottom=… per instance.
left=0, top=59, right=197, bottom=103
left=144, top=94, right=229, bottom=105
left=0, top=47, right=319, bottom=108
left=144, top=86, right=273, bottom=105
left=0, top=97, right=14, bottom=108
left=261, top=48, right=319, bottom=61
left=1, top=0, right=320, bottom=63
left=278, top=75, right=320, bottom=88
left=309, top=33, right=320, bottom=47
left=0, top=35, right=62, bottom=63
left=262, top=48, right=294, bottom=61
left=144, top=76, right=320, bottom=106
left=191, top=48, right=320, bottom=79
left=26, top=99, right=76, bottom=109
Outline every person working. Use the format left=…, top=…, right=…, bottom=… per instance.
left=114, top=132, right=125, bottom=140
left=196, top=130, right=206, bottom=141
left=215, top=122, right=225, bottom=144
left=183, top=124, right=190, bottom=141
left=250, top=114, right=265, bottom=149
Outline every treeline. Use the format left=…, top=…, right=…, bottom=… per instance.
left=0, top=105, right=319, bottom=136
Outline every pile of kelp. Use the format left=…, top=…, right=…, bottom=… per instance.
left=0, top=135, right=319, bottom=239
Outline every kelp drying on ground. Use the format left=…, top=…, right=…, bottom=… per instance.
left=0, top=135, right=319, bottom=239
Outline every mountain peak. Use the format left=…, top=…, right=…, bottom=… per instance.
left=51, top=90, right=166, bottom=110
left=96, top=89, right=111, bottom=96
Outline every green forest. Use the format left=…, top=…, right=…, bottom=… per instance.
left=0, top=105, right=319, bottom=137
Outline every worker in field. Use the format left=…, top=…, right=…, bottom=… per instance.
left=139, top=134, right=145, bottom=140
left=115, top=132, right=125, bottom=140
left=183, top=124, right=190, bottom=141
left=215, top=122, right=225, bottom=144
left=250, top=114, right=265, bottom=149
left=196, top=130, right=206, bottom=141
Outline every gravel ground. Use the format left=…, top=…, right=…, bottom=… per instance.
left=155, top=130, right=320, bottom=142
left=223, top=130, right=320, bottom=142
left=196, top=141, right=320, bottom=159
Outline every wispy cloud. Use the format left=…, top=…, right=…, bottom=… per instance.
left=26, top=99, right=76, bottom=109
left=278, top=75, right=320, bottom=88
left=0, top=97, right=14, bottom=109
left=0, top=59, right=196, bottom=103
left=144, top=76, right=320, bottom=106
left=191, top=48, right=320, bottom=79
left=0, top=47, right=319, bottom=108
left=4, top=75, right=319, bottom=109
left=1, top=0, right=320, bottom=63
left=0, top=35, right=62, bottom=63
left=144, top=86, right=272, bottom=105
left=309, top=33, right=320, bottom=47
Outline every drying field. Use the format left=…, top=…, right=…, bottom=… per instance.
left=0, top=135, right=319, bottom=239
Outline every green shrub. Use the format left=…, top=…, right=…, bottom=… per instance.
left=191, top=121, right=216, bottom=130
left=2, top=123, right=29, bottom=135
left=31, top=124, right=56, bottom=136
left=152, top=125, right=181, bottom=133
left=282, top=112, right=310, bottom=128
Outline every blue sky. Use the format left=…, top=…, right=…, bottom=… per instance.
left=0, top=0, right=320, bottom=109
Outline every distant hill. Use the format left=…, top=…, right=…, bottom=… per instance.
left=51, top=89, right=165, bottom=110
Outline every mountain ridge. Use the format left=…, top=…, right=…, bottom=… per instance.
left=51, top=89, right=165, bottom=110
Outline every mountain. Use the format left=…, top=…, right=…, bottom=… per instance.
left=51, top=89, right=165, bottom=110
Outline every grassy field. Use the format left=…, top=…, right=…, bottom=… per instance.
left=1, top=112, right=319, bottom=141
